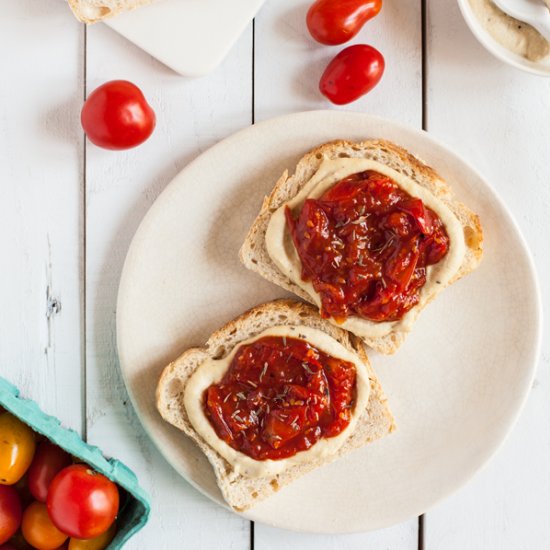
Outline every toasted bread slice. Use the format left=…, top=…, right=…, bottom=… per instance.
left=156, top=300, right=395, bottom=511
left=239, top=140, right=483, bottom=355
left=67, top=0, right=153, bottom=23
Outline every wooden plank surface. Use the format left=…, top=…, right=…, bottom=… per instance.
left=425, top=0, right=550, bottom=548
left=253, top=0, right=423, bottom=546
left=0, top=0, right=83, bottom=431
left=255, top=524, right=419, bottom=550
left=2, top=0, right=549, bottom=547
left=255, top=0, right=423, bottom=127
left=84, top=21, right=253, bottom=550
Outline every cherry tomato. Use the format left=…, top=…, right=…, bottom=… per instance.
left=0, top=413, right=36, bottom=486
left=307, top=0, right=382, bottom=45
left=47, top=465, right=119, bottom=540
left=0, top=486, right=22, bottom=544
left=319, top=44, right=385, bottom=105
left=27, top=443, right=72, bottom=503
left=3, top=530, right=35, bottom=550
left=68, top=523, right=116, bottom=550
left=81, top=80, right=156, bottom=150
left=0, top=544, right=18, bottom=550
left=13, top=476, right=33, bottom=511
left=21, top=502, right=67, bottom=550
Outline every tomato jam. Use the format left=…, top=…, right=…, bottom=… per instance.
left=286, top=171, right=450, bottom=323
left=204, top=336, right=357, bottom=461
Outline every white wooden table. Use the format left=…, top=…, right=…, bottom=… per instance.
left=1, top=0, right=549, bottom=548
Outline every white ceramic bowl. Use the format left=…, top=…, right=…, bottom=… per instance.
left=457, top=0, right=550, bottom=76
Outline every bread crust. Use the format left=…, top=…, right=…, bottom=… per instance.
left=67, top=0, right=153, bottom=23
left=156, top=300, right=395, bottom=511
left=239, top=139, right=484, bottom=355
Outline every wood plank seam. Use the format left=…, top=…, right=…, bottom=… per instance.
left=422, top=0, right=428, bottom=132
left=251, top=16, right=256, bottom=547
left=82, top=23, right=88, bottom=442
left=252, top=18, right=256, bottom=126
left=420, top=1, right=427, bottom=546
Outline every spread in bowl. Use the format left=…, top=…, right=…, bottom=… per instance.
left=184, top=325, right=370, bottom=477
left=469, top=0, right=550, bottom=61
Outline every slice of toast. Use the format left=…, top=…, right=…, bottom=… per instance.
left=239, top=140, right=483, bottom=355
left=67, top=0, right=154, bottom=23
left=156, top=299, right=395, bottom=511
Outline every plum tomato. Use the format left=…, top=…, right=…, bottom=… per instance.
left=81, top=80, right=156, bottom=150
left=21, top=502, right=67, bottom=550
left=27, top=443, right=72, bottom=503
left=47, top=465, right=119, bottom=540
left=319, top=44, right=385, bottom=105
left=68, top=523, right=116, bottom=550
left=307, top=0, right=382, bottom=45
left=0, top=413, right=36, bottom=486
left=0, top=486, right=22, bottom=544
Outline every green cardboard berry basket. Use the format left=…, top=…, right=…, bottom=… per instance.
left=0, top=376, right=150, bottom=548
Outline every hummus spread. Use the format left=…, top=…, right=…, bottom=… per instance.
left=184, top=325, right=371, bottom=478
left=469, top=0, right=550, bottom=61
left=265, top=158, right=466, bottom=340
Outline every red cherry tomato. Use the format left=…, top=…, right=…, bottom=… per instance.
left=307, top=0, right=382, bottom=45
left=21, top=502, right=67, bottom=550
left=81, top=80, right=156, bottom=150
left=27, top=443, right=72, bottom=503
left=319, top=44, right=385, bottom=105
left=13, top=476, right=34, bottom=512
left=0, top=486, right=22, bottom=544
left=47, top=465, right=119, bottom=540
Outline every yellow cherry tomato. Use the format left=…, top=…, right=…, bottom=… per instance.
left=68, top=523, right=116, bottom=550
left=0, top=413, right=36, bottom=485
left=21, top=501, right=68, bottom=550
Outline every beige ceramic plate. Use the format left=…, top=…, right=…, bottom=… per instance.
left=117, top=111, right=541, bottom=533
